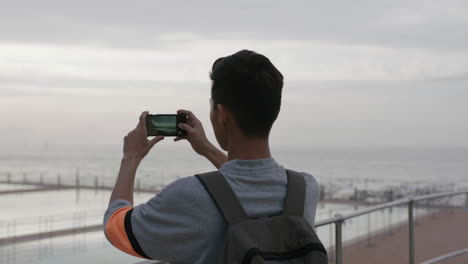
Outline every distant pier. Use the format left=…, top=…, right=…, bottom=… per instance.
left=0, top=173, right=162, bottom=194
left=0, top=224, right=103, bottom=246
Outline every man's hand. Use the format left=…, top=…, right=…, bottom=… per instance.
left=174, top=109, right=227, bottom=168
left=123, top=111, right=165, bottom=162
left=174, top=109, right=211, bottom=155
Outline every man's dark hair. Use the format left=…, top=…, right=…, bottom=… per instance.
left=210, top=49, right=284, bottom=138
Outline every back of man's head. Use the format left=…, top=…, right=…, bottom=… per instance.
left=210, top=50, right=284, bottom=138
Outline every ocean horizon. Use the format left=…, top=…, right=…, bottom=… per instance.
left=2, top=144, right=467, bottom=196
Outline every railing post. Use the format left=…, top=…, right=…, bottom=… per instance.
left=326, top=210, right=334, bottom=262
left=334, top=213, right=344, bottom=264
left=367, top=213, right=372, bottom=247
left=7, top=172, right=11, bottom=183
left=75, top=169, right=80, bottom=189
left=409, top=199, right=415, bottom=264
left=465, top=193, right=468, bottom=209
left=388, top=207, right=393, bottom=235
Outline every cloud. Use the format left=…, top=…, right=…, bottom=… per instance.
left=1, top=0, right=468, bottom=149
left=1, top=0, right=467, bottom=51
left=1, top=38, right=467, bottom=93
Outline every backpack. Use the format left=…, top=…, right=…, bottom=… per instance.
left=195, top=169, right=328, bottom=264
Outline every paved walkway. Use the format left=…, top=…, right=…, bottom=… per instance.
left=331, top=208, right=468, bottom=264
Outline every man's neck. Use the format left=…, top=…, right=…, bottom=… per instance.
left=227, top=137, right=272, bottom=161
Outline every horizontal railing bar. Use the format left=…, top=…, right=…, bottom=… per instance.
left=412, top=190, right=467, bottom=202
left=315, top=217, right=339, bottom=227
left=314, top=190, right=468, bottom=228
left=342, top=198, right=410, bottom=220
left=419, top=248, right=468, bottom=264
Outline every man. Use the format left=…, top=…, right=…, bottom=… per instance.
left=103, top=50, right=320, bottom=263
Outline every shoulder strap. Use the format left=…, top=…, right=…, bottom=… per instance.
left=195, top=169, right=307, bottom=223
left=283, top=169, right=306, bottom=217
left=195, top=171, right=248, bottom=225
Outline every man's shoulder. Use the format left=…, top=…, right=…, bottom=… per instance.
left=284, top=169, right=320, bottom=200
left=285, top=169, right=320, bottom=189
left=157, top=172, right=219, bottom=201
left=301, top=171, right=319, bottom=188
left=161, top=175, right=199, bottom=188
left=158, top=169, right=319, bottom=198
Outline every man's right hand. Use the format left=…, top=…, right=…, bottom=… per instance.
left=174, top=109, right=212, bottom=156
left=175, top=109, right=227, bottom=168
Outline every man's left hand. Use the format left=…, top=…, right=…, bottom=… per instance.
left=123, top=111, right=164, bottom=161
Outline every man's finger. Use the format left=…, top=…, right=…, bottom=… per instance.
left=139, top=111, right=148, bottom=122
left=177, top=109, right=199, bottom=125
left=173, top=136, right=186, bottom=142
left=137, top=111, right=149, bottom=130
left=178, top=123, right=194, bottom=133
left=177, top=109, right=191, bottom=115
left=149, top=135, right=164, bottom=147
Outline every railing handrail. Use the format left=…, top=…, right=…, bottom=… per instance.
left=314, top=189, right=468, bottom=228
left=128, top=190, right=468, bottom=264
left=412, top=190, right=468, bottom=202
left=313, top=189, right=468, bottom=264
left=419, top=248, right=468, bottom=264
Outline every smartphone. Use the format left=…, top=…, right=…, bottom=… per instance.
left=145, top=114, right=188, bottom=137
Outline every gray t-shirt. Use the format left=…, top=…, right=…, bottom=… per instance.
left=104, top=157, right=320, bottom=264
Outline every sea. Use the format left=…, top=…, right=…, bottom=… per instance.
left=1, top=144, right=467, bottom=263
left=1, top=144, right=467, bottom=196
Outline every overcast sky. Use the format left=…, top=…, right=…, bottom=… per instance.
left=1, top=0, right=467, bottom=151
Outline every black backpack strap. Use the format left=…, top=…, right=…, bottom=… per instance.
left=195, top=171, right=248, bottom=225
left=282, top=169, right=306, bottom=217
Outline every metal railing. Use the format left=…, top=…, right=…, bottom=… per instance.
left=420, top=248, right=468, bottom=264
left=128, top=190, right=468, bottom=264
left=314, top=190, right=468, bottom=264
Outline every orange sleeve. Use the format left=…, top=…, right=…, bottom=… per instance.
left=105, top=206, right=146, bottom=259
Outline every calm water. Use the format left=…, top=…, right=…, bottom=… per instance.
left=1, top=145, right=465, bottom=263
left=0, top=197, right=439, bottom=264
left=1, top=145, right=467, bottom=193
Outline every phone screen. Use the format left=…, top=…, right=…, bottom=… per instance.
left=146, top=114, right=187, bottom=137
